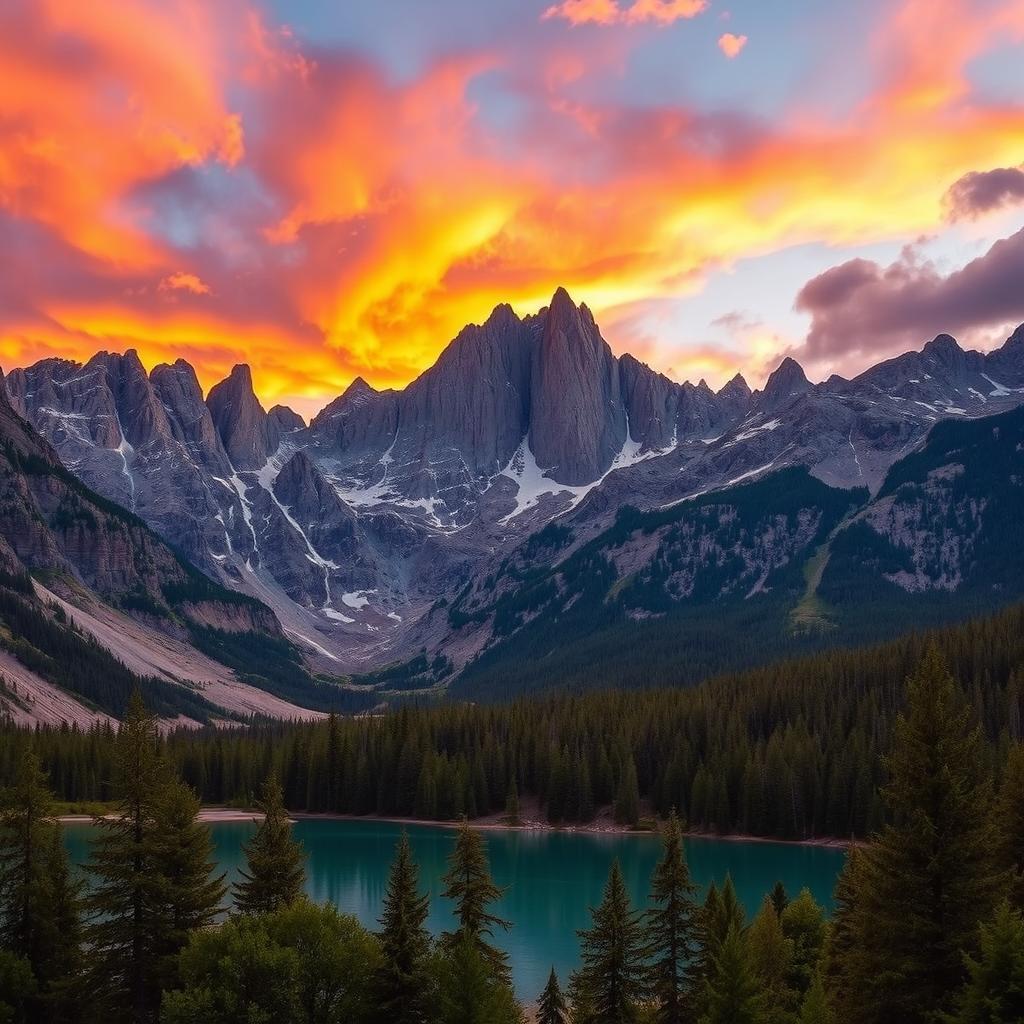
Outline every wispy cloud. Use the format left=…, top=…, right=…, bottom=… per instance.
left=160, top=272, right=212, bottom=296
left=542, top=0, right=707, bottom=27
left=717, top=32, right=747, bottom=57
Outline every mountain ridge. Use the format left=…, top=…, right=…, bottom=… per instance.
left=6, top=289, right=1024, bottom=682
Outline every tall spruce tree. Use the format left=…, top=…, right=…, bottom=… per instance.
left=85, top=692, right=171, bottom=1024
left=576, top=860, right=645, bottom=1024
left=538, top=967, right=568, bottom=1024
left=148, top=778, right=225, bottom=993
left=645, top=811, right=699, bottom=1023
left=747, top=897, right=792, bottom=1023
left=699, top=923, right=764, bottom=1024
left=830, top=648, right=1008, bottom=1024
left=0, top=750, right=81, bottom=1023
left=440, top=821, right=511, bottom=982
left=233, top=774, right=305, bottom=916
left=948, top=901, right=1024, bottom=1024
left=375, top=832, right=433, bottom=1024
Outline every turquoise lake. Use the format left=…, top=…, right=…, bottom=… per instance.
left=64, top=818, right=846, bottom=1002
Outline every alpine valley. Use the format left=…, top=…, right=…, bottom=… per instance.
left=4, top=287, right=1024, bottom=720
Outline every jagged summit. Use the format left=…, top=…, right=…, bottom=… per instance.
left=206, top=363, right=279, bottom=470
left=7, top=299, right=1024, bottom=674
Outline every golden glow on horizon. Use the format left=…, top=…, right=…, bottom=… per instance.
left=1, top=0, right=1024, bottom=412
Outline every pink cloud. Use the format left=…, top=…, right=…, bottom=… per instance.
left=718, top=32, right=747, bottom=58
left=159, top=272, right=212, bottom=296
left=543, top=0, right=707, bottom=27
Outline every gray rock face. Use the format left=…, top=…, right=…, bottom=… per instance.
left=206, top=364, right=280, bottom=470
left=269, top=405, right=306, bottom=433
left=8, top=289, right=1024, bottom=677
left=150, top=360, right=233, bottom=478
left=529, top=289, right=626, bottom=484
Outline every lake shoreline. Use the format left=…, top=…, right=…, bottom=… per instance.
left=58, top=806, right=859, bottom=849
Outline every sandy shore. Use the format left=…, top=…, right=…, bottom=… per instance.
left=59, top=807, right=265, bottom=824
left=58, top=805, right=857, bottom=848
left=287, top=810, right=859, bottom=849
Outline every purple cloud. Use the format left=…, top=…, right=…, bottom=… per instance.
left=795, top=228, right=1024, bottom=361
left=944, top=164, right=1024, bottom=220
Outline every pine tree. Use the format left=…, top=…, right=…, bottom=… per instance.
left=84, top=691, right=170, bottom=1024
left=715, top=876, right=744, bottom=943
left=233, top=774, right=305, bottom=916
left=376, top=832, right=433, bottom=1024
left=831, top=649, right=1009, bottom=1024
left=539, top=967, right=568, bottom=1024
left=645, top=811, right=698, bottom=1023
left=747, top=897, right=792, bottom=1023
left=0, top=750, right=81, bottom=1023
left=576, top=860, right=645, bottom=1024
left=441, top=821, right=511, bottom=982
left=798, top=970, right=833, bottom=1024
left=435, top=930, right=521, bottom=1024
left=769, top=882, right=788, bottom=918
left=996, top=744, right=1024, bottom=908
left=779, top=888, right=825, bottom=1003
left=948, top=901, right=1024, bottom=1024
left=699, top=924, right=764, bottom=1024
left=148, top=778, right=225, bottom=993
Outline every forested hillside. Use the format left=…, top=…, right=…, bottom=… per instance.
left=6, top=600, right=1023, bottom=841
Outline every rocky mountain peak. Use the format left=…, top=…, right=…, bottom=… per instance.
left=923, top=333, right=962, bottom=356
left=719, top=373, right=752, bottom=399
left=150, top=359, right=231, bottom=474
left=1005, top=323, right=1024, bottom=350
left=342, top=376, right=377, bottom=403
left=529, top=288, right=626, bottom=485
left=206, top=364, right=280, bottom=470
left=759, top=357, right=811, bottom=410
left=269, top=405, right=305, bottom=432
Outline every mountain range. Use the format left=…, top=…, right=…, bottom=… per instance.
left=4, top=288, right=1024, bottom=716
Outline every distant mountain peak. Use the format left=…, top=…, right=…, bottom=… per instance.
left=206, top=363, right=278, bottom=469
left=923, top=333, right=963, bottom=358
left=719, top=372, right=751, bottom=398
left=761, top=357, right=810, bottom=406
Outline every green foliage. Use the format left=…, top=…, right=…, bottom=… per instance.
left=829, top=649, right=1009, bottom=1024
left=576, top=860, right=646, bottom=1024
left=434, top=931, right=522, bottom=1024
left=948, top=902, right=1024, bottom=1024
left=233, top=776, right=306, bottom=917
left=644, top=812, right=698, bottom=1024
left=161, top=901, right=382, bottom=1024
left=0, top=586, right=220, bottom=720
left=376, top=833, right=433, bottom=1024
left=779, top=889, right=826, bottom=1003
left=747, top=898, right=792, bottom=1023
left=187, top=625, right=367, bottom=713
left=0, top=752, right=81, bottom=1024
left=7, top=599, right=1024, bottom=846
left=0, top=950, right=36, bottom=1024
left=699, top=924, right=764, bottom=1024
left=539, top=968, right=568, bottom=1024
left=84, top=693, right=224, bottom=1024
left=441, top=823, right=510, bottom=983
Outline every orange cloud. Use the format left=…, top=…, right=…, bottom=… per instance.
left=160, top=272, right=211, bottom=295
left=542, top=0, right=706, bottom=27
left=2, top=0, right=1024, bottom=412
left=718, top=32, right=747, bottom=58
left=0, top=1, right=245, bottom=266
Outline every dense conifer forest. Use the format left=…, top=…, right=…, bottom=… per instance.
left=3, top=647, right=1024, bottom=1022
left=4, top=600, right=1024, bottom=840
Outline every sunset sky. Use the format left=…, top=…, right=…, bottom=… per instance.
left=2, top=0, right=1024, bottom=418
